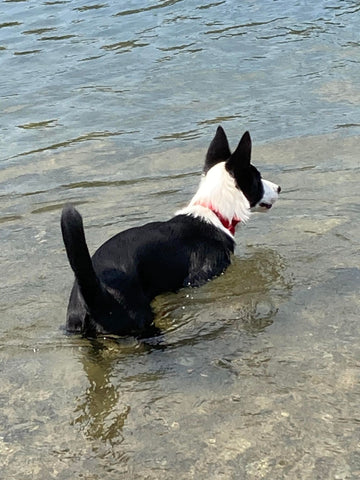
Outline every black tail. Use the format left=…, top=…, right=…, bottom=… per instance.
left=61, top=205, right=103, bottom=311
left=61, top=204, right=155, bottom=336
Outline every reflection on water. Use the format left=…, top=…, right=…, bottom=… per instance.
left=72, top=247, right=289, bottom=450
left=72, top=342, right=130, bottom=446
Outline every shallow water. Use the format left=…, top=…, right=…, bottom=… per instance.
left=1, top=1, right=360, bottom=479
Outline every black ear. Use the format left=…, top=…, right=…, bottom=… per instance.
left=226, top=131, right=251, bottom=171
left=204, top=126, right=231, bottom=173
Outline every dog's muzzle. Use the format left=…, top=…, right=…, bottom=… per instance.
left=253, top=180, right=281, bottom=212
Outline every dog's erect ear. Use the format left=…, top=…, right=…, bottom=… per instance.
left=204, top=126, right=231, bottom=173
left=226, top=131, right=252, bottom=171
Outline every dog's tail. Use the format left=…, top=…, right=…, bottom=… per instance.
left=61, top=204, right=103, bottom=312
left=61, top=204, right=155, bottom=336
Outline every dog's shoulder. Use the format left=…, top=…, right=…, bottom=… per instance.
left=168, top=214, right=235, bottom=248
left=167, top=214, right=235, bottom=287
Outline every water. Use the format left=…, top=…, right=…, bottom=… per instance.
left=1, top=1, right=359, bottom=478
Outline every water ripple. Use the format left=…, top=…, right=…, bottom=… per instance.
left=114, top=0, right=184, bottom=17
left=74, top=4, right=108, bottom=12
left=101, top=39, right=149, bottom=53
left=154, top=129, right=202, bottom=142
left=0, top=21, right=22, bottom=29
left=11, top=130, right=132, bottom=159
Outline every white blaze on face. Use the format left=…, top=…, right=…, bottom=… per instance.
left=251, top=179, right=280, bottom=212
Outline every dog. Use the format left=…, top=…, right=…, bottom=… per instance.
left=61, top=126, right=280, bottom=337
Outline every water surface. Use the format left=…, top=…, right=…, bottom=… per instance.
left=1, top=1, right=359, bottom=479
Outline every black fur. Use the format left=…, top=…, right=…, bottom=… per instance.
left=61, top=126, right=270, bottom=337
left=204, top=126, right=231, bottom=173
left=204, top=127, right=264, bottom=208
left=62, top=210, right=234, bottom=336
left=225, top=130, right=264, bottom=208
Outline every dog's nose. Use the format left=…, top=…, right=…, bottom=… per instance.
left=277, top=186, right=281, bottom=194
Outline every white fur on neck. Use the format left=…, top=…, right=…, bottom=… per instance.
left=177, top=204, right=235, bottom=237
left=176, top=162, right=251, bottom=234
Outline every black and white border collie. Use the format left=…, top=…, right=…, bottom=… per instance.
left=61, top=126, right=280, bottom=337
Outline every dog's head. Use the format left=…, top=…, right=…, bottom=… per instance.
left=204, top=126, right=281, bottom=212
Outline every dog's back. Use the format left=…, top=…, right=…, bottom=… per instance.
left=61, top=126, right=280, bottom=337
left=62, top=207, right=234, bottom=336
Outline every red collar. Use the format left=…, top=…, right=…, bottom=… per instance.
left=215, top=212, right=240, bottom=235
left=194, top=202, right=240, bottom=235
